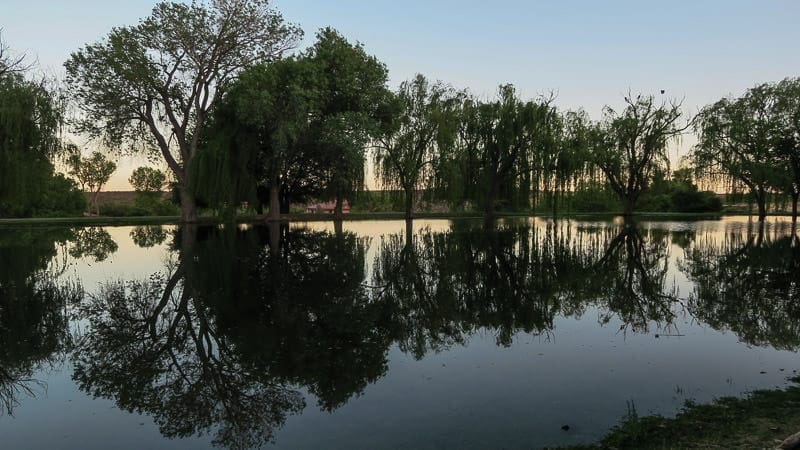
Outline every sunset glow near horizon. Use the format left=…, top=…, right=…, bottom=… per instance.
left=3, top=0, right=799, bottom=190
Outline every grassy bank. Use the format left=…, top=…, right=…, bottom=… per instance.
left=567, top=378, right=800, bottom=449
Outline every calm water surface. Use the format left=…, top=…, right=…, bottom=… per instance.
left=0, top=217, right=798, bottom=449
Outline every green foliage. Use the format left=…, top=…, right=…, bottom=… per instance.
left=638, top=171, right=722, bottom=213
left=0, top=38, right=68, bottom=217
left=575, top=378, right=800, bottom=449
left=692, top=80, right=798, bottom=219
left=129, top=167, right=165, bottom=194
left=129, top=166, right=170, bottom=212
left=97, top=202, right=169, bottom=218
left=66, top=150, right=117, bottom=214
left=570, top=182, right=621, bottom=212
left=65, top=0, right=302, bottom=221
left=195, top=27, right=391, bottom=217
left=34, top=174, right=87, bottom=217
left=374, top=74, right=460, bottom=218
left=193, top=55, right=320, bottom=210
left=306, top=28, right=391, bottom=208
left=67, top=150, right=116, bottom=191
left=588, top=93, right=686, bottom=216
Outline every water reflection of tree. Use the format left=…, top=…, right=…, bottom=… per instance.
left=685, top=222, right=800, bottom=350
left=199, top=226, right=393, bottom=412
left=372, top=220, right=680, bottom=353
left=129, top=225, right=168, bottom=248
left=68, top=227, right=118, bottom=262
left=587, top=224, right=678, bottom=333
left=71, top=220, right=689, bottom=447
left=0, top=228, right=81, bottom=415
left=72, top=224, right=391, bottom=448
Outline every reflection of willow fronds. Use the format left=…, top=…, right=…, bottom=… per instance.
left=683, top=222, right=800, bottom=350
left=0, top=272, right=81, bottom=417
left=0, top=366, right=46, bottom=416
left=592, top=226, right=679, bottom=333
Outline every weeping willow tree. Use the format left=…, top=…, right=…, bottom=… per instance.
left=432, top=95, right=483, bottom=209
left=588, top=93, right=686, bottom=218
left=693, top=84, right=783, bottom=221
left=193, top=28, right=390, bottom=220
left=429, top=88, right=581, bottom=216
left=373, top=74, right=460, bottom=219
left=462, top=85, right=560, bottom=218
left=773, top=78, right=800, bottom=221
left=192, top=56, right=319, bottom=220
left=548, top=109, right=603, bottom=213
left=0, top=36, right=67, bottom=217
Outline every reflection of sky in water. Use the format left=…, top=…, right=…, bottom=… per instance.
left=1, top=218, right=798, bottom=449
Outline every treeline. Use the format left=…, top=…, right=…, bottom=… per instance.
left=1, top=0, right=798, bottom=221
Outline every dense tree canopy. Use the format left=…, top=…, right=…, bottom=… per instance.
left=65, top=0, right=302, bottom=222
left=374, top=74, right=459, bottom=219
left=589, top=94, right=686, bottom=217
left=0, top=34, right=84, bottom=218
left=195, top=27, right=390, bottom=219
left=773, top=78, right=800, bottom=220
left=693, top=84, right=783, bottom=221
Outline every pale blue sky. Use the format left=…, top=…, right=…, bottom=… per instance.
left=2, top=0, right=799, bottom=188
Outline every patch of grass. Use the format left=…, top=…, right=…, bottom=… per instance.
left=566, top=378, right=800, bottom=449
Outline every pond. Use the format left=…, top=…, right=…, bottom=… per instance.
left=0, top=217, right=798, bottom=449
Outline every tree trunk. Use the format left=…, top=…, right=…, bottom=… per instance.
left=268, top=222, right=280, bottom=255
left=178, top=185, right=197, bottom=223
left=791, top=191, right=798, bottom=223
left=92, top=189, right=101, bottom=216
left=267, top=175, right=280, bottom=222
left=485, top=176, right=499, bottom=219
left=334, top=219, right=343, bottom=236
left=756, top=191, right=767, bottom=222
left=404, top=188, right=414, bottom=220
left=623, top=197, right=636, bottom=218
left=334, top=192, right=344, bottom=221
left=181, top=223, right=198, bottom=254
left=280, top=191, right=290, bottom=214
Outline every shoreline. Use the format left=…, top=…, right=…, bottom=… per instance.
left=2, top=211, right=795, bottom=227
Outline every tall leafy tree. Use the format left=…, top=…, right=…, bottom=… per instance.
left=307, top=28, right=391, bottom=219
left=773, top=78, right=800, bottom=221
left=476, top=85, right=558, bottom=218
left=434, top=96, right=483, bottom=209
left=66, top=151, right=117, bottom=215
left=693, top=84, right=781, bottom=221
left=589, top=94, right=686, bottom=217
left=374, top=74, right=459, bottom=219
left=65, top=0, right=301, bottom=222
left=195, top=55, right=319, bottom=220
left=0, top=34, right=68, bottom=218
left=196, top=27, right=390, bottom=220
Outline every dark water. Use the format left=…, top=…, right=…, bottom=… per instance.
left=0, top=217, right=798, bottom=449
